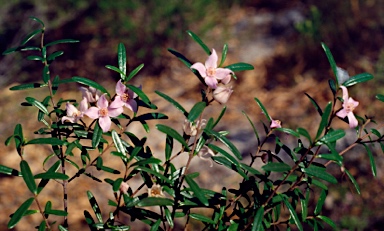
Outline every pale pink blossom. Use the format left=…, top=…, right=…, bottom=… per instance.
left=191, top=49, right=233, bottom=89
left=270, top=119, right=282, bottom=129
left=110, top=80, right=138, bottom=113
left=183, top=119, right=206, bottom=136
left=213, top=85, right=233, bottom=104
left=62, top=98, right=88, bottom=123
left=85, top=94, right=124, bottom=132
left=80, top=87, right=102, bottom=103
left=198, top=146, right=215, bottom=167
left=336, top=86, right=359, bottom=128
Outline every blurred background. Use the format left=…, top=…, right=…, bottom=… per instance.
left=0, top=0, right=383, bottom=230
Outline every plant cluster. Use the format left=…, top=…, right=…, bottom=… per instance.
left=1, top=17, right=383, bottom=231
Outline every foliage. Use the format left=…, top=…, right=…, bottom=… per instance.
left=1, top=17, right=383, bottom=231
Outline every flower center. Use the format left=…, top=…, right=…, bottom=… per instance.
left=99, top=108, right=109, bottom=117
left=207, top=67, right=216, bottom=77
left=121, top=93, right=130, bottom=102
left=345, top=102, right=356, bottom=113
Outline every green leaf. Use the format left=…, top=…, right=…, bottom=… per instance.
left=127, top=63, right=144, bottom=81
left=8, top=197, right=34, bottom=229
left=87, top=191, right=103, bottom=223
left=134, top=166, right=171, bottom=183
left=25, top=97, right=49, bottom=115
left=321, top=43, right=338, bottom=83
left=225, top=62, right=254, bottom=72
left=363, top=144, right=377, bottom=177
left=212, top=156, right=248, bottom=179
left=189, top=213, right=215, bottom=224
left=45, top=39, right=79, bottom=47
left=26, top=138, right=65, bottom=145
left=47, top=51, right=64, bottom=62
left=219, top=44, right=228, bottom=67
left=44, top=201, right=68, bottom=216
left=317, top=215, right=336, bottom=229
left=165, top=135, right=173, bottom=161
left=297, top=127, right=312, bottom=143
left=0, top=165, right=21, bottom=176
left=42, top=65, right=50, bottom=83
left=262, top=162, right=291, bottom=172
left=305, top=93, right=323, bottom=116
left=164, top=207, right=174, bottom=228
left=343, top=73, right=373, bottom=87
left=38, top=221, right=46, bottom=231
left=92, top=122, right=102, bottom=148
left=185, top=174, right=209, bottom=206
left=34, top=172, right=69, bottom=180
left=376, top=94, right=384, bottom=102
left=29, top=16, right=45, bottom=27
left=112, top=178, right=124, bottom=192
left=208, top=144, right=240, bottom=167
left=21, top=29, right=43, bottom=46
left=20, top=160, right=37, bottom=194
left=205, top=129, right=242, bottom=160
left=303, top=165, right=337, bottom=184
left=10, top=82, right=47, bottom=91
left=118, top=43, right=127, bottom=80
left=150, top=219, right=162, bottom=231
left=315, top=102, right=332, bottom=141
left=155, top=91, right=187, bottom=117
left=187, top=30, right=210, bottom=55
left=243, top=111, right=260, bottom=145
left=282, top=196, right=303, bottom=231
left=72, top=76, right=109, bottom=96
left=127, top=85, right=157, bottom=109
left=254, top=98, right=271, bottom=122
left=317, top=129, right=345, bottom=144
left=137, top=197, right=174, bottom=207
left=212, top=106, right=226, bottom=129
left=275, top=128, right=300, bottom=137
left=156, top=124, right=190, bottom=151
left=188, top=102, right=206, bottom=122
left=27, top=55, right=43, bottom=61
left=58, top=225, right=69, bottom=231
left=240, top=163, right=262, bottom=175
left=167, top=48, right=193, bottom=68
left=112, top=130, right=126, bottom=154
left=252, top=206, right=264, bottom=231
left=314, top=189, right=327, bottom=215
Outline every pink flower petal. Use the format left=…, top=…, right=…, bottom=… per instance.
left=205, top=49, right=218, bottom=69
left=215, top=68, right=233, bottom=80
left=66, top=103, right=78, bottom=116
left=126, top=99, right=138, bottom=113
left=347, top=113, right=358, bottom=128
left=108, top=106, right=124, bottom=117
left=340, top=86, right=349, bottom=102
left=85, top=107, right=100, bottom=119
left=221, top=74, right=232, bottom=85
left=79, top=98, right=88, bottom=112
left=205, top=76, right=218, bottom=89
left=191, top=62, right=207, bottom=77
left=62, top=116, right=75, bottom=123
left=116, top=80, right=126, bottom=95
left=336, top=109, right=348, bottom=118
left=97, top=94, right=109, bottom=108
left=99, top=116, right=112, bottom=132
left=110, top=96, right=125, bottom=108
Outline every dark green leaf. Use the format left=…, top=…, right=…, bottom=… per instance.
left=303, top=165, right=337, bottom=184
left=164, top=207, right=174, bottom=228
left=113, top=178, right=124, bottom=192
left=27, top=55, right=43, bottom=61
left=34, top=172, right=69, bottom=180
left=252, top=207, right=264, bottom=231
left=208, top=144, right=240, bottom=167
left=212, top=156, right=248, bottom=179
left=92, top=122, right=102, bottom=148
left=10, top=82, right=47, bottom=91
left=305, top=93, right=323, bottom=116
left=317, top=215, right=336, bottom=228
left=26, top=138, right=65, bottom=145
left=321, top=43, right=338, bottom=83
left=38, top=221, right=46, bottom=231
left=150, top=219, right=161, bottom=231
left=105, top=65, right=126, bottom=78
left=134, top=166, right=171, bottom=183
left=187, top=30, right=210, bottom=55
left=42, top=65, right=50, bottom=83
left=376, top=94, right=384, bottom=102
left=112, top=130, right=126, bottom=154
left=156, top=124, right=189, bottom=151
left=262, top=162, right=291, bottom=172
left=165, top=135, right=173, bottom=161
left=188, top=102, right=206, bottom=122
left=0, top=165, right=21, bottom=176
left=189, top=213, right=215, bottom=224
left=297, top=127, right=312, bottom=143
left=58, top=225, right=69, bottom=231
left=21, top=29, right=43, bottom=46
left=118, top=43, right=127, bottom=79
left=72, top=76, right=109, bottom=96
left=127, top=85, right=156, bottom=109
left=8, top=197, right=34, bottom=229
left=130, top=157, right=162, bottom=167
left=282, top=196, right=303, bottom=231
left=219, top=44, right=228, bottom=67
left=155, top=91, right=187, bottom=117
left=2, top=46, right=19, bottom=55
left=45, top=208, right=68, bottom=217
left=317, top=129, right=345, bottom=144
left=315, top=102, right=332, bottom=141
left=240, top=163, right=262, bottom=175
left=254, top=98, right=271, bottom=122
left=314, top=189, right=327, bottom=215
left=185, top=174, right=209, bottom=206
left=45, top=39, right=79, bottom=47
left=25, top=97, right=49, bottom=115
left=20, top=160, right=37, bottom=194
left=225, top=62, right=254, bottom=72
left=205, top=129, right=242, bottom=160
left=127, top=63, right=144, bottom=81
left=212, top=106, right=226, bottom=129
left=29, top=16, right=45, bottom=27
left=275, top=128, right=300, bottom=137
left=363, top=144, right=377, bottom=177
left=137, top=197, right=174, bottom=207
left=343, top=73, right=374, bottom=87
left=87, top=191, right=103, bottom=223
left=328, top=79, right=337, bottom=95
left=243, top=111, right=260, bottom=145
left=167, top=48, right=193, bottom=68
left=47, top=51, right=64, bottom=62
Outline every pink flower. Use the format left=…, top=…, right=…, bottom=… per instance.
left=62, top=98, right=88, bottom=123
left=270, top=119, right=282, bottom=129
left=336, top=86, right=359, bottom=128
left=191, top=49, right=233, bottom=89
left=198, top=146, right=215, bottom=167
left=80, top=87, right=102, bottom=104
left=213, top=85, right=233, bottom=104
left=183, top=119, right=206, bottom=136
left=110, top=80, right=138, bottom=113
left=85, top=94, right=124, bottom=132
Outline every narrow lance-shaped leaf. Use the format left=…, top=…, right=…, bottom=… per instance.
left=188, top=102, right=206, bottom=122
left=262, top=162, right=291, bottom=172
left=25, top=97, right=49, bottom=115
left=219, top=43, right=228, bottom=67
left=21, top=29, right=43, bottom=46
left=156, top=124, right=190, bottom=151
left=42, top=65, right=50, bottom=83
left=155, top=90, right=187, bottom=117
left=363, top=144, right=377, bottom=177
left=137, top=197, right=174, bottom=207
left=187, top=30, right=211, bottom=55
left=254, top=98, right=271, bottom=122
left=282, top=196, right=304, bottom=231
left=321, top=43, right=338, bottom=84
left=127, top=63, right=144, bottom=81
left=118, top=43, right=127, bottom=80
left=225, top=62, right=254, bottom=72
left=8, top=197, right=35, bottom=229
left=167, top=48, right=193, bottom=68
left=0, top=165, right=21, bottom=176
left=317, top=129, right=345, bottom=145
left=92, top=122, right=102, bottom=148
left=315, top=102, right=332, bottom=141
left=10, top=83, right=47, bottom=91
left=185, top=174, right=209, bottom=206
left=376, top=94, right=384, bottom=102
left=112, top=130, right=126, bottom=155
left=26, top=138, right=65, bottom=146
left=45, top=39, right=79, bottom=47
left=343, top=73, right=374, bottom=87
left=314, top=189, right=327, bottom=215
left=72, top=76, right=109, bottom=96
left=252, top=206, right=265, bottom=231
left=87, top=191, right=103, bottom=223
left=127, top=85, right=157, bottom=109
left=29, top=16, right=45, bottom=27
left=305, top=93, right=323, bottom=116
left=189, top=213, right=215, bottom=224
left=20, top=160, right=37, bottom=194
left=243, top=111, right=260, bottom=145
left=206, top=129, right=242, bottom=160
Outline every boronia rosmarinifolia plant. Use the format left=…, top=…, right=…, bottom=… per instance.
left=1, top=17, right=384, bottom=231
